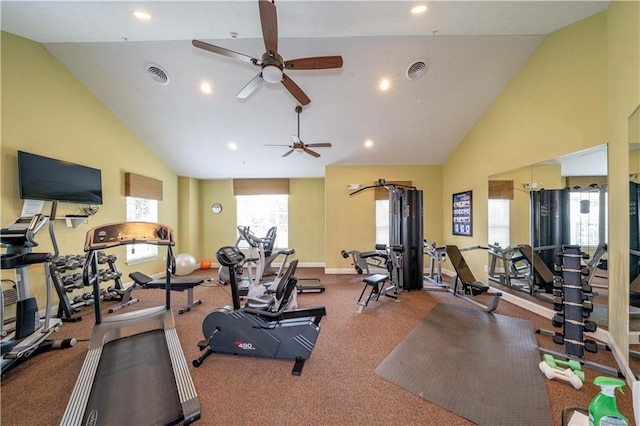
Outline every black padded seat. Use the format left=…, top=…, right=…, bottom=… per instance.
left=244, top=259, right=298, bottom=312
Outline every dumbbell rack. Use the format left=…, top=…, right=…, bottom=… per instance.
left=538, top=245, right=621, bottom=377
left=52, top=252, right=138, bottom=322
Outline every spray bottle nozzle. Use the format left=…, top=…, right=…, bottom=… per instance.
left=594, top=376, right=626, bottom=395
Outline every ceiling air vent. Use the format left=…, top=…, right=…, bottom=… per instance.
left=146, top=64, right=169, bottom=85
left=406, top=59, right=429, bottom=80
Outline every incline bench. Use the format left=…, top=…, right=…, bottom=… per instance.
left=445, top=245, right=501, bottom=313
left=517, top=244, right=556, bottom=294
left=129, top=272, right=204, bottom=314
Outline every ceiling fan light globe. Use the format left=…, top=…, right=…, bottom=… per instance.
left=262, top=65, right=282, bottom=83
left=294, top=148, right=304, bottom=154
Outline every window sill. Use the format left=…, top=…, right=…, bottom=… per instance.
left=126, top=255, right=160, bottom=266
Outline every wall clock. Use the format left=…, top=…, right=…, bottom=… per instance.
left=211, top=203, right=223, bottom=214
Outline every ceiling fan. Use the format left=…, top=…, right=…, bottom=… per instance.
left=266, top=106, right=332, bottom=158
left=191, top=0, right=343, bottom=106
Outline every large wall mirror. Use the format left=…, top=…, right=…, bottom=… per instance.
left=630, top=105, right=640, bottom=371
left=487, top=145, right=610, bottom=327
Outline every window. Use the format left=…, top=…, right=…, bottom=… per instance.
left=488, top=199, right=510, bottom=248
left=375, top=199, right=389, bottom=246
left=126, top=197, right=158, bottom=263
left=236, top=194, right=288, bottom=248
left=568, top=191, right=608, bottom=248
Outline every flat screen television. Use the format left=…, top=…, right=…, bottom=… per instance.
left=18, top=150, right=103, bottom=205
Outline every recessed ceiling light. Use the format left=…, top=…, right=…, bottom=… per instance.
left=364, top=139, right=374, bottom=148
left=200, top=82, right=212, bottom=94
left=228, top=142, right=238, bottom=150
left=411, top=5, right=428, bottom=15
left=379, top=79, right=390, bottom=91
left=132, top=10, right=151, bottom=21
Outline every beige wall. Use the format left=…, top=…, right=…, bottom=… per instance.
left=289, top=179, right=325, bottom=264
left=177, top=176, right=200, bottom=256
left=1, top=32, right=179, bottom=307
left=443, top=3, right=639, bottom=356
left=325, top=165, right=442, bottom=271
left=442, top=11, right=608, bottom=279
left=198, top=178, right=325, bottom=265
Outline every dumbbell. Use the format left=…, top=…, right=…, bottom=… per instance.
left=543, top=354, right=582, bottom=372
left=62, top=274, right=77, bottom=285
left=551, top=333, right=598, bottom=353
left=53, top=256, right=74, bottom=272
left=553, top=296, right=564, bottom=311
left=551, top=314, right=597, bottom=332
left=538, top=356, right=585, bottom=389
left=101, top=289, right=115, bottom=301
left=558, top=300, right=593, bottom=316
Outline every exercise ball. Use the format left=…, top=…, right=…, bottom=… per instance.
left=200, top=260, right=212, bottom=270
left=174, top=253, right=197, bottom=276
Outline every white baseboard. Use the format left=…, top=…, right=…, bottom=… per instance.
left=325, top=266, right=398, bottom=275
left=324, top=268, right=360, bottom=274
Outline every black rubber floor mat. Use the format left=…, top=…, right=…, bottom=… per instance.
left=375, top=303, right=552, bottom=426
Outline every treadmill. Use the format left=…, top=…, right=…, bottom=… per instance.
left=61, top=222, right=200, bottom=425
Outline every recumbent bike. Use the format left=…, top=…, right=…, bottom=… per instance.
left=193, top=245, right=326, bottom=375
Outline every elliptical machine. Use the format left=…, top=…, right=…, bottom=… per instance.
left=194, top=245, right=326, bottom=375
left=0, top=202, right=76, bottom=373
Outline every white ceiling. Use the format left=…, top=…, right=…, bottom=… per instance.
left=1, top=1, right=610, bottom=179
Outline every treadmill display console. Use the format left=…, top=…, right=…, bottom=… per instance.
left=85, top=222, right=174, bottom=250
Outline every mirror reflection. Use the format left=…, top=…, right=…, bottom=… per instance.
left=487, top=145, right=609, bottom=327
left=629, top=106, right=640, bottom=332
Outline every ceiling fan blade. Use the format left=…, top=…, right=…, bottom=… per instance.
left=265, top=144, right=293, bottom=147
left=281, top=74, right=310, bottom=106
left=282, top=149, right=295, bottom=157
left=290, top=134, right=301, bottom=144
left=192, top=40, right=259, bottom=65
left=303, top=148, right=321, bottom=158
left=306, top=143, right=332, bottom=148
left=284, top=56, right=344, bottom=70
left=237, top=73, right=263, bottom=99
left=258, top=0, right=278, bottom=54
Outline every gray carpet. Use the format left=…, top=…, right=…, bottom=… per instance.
left=375, top=303, right=552, bottom=426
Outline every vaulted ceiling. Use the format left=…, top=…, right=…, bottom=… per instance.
left=1, top=1, right=609, bottom=178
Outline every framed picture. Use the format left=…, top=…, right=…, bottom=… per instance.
left=452, top=190, right=473, bottom=236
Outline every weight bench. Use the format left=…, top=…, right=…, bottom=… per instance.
left=516, top=244, right=556, bottom=294
left=129, top=271, right=204, bottom=314
left=445, top=245, right=501, bottom=313
left=356, top=273, right=398, bottom=313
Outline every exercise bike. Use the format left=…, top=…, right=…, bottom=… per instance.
left=193, top=245, right=326, bottom=375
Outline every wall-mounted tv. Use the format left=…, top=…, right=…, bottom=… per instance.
left=18, top=151, right=103, bottom=205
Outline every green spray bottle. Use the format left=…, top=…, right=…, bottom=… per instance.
left=589, top=376, right=628, bottom=425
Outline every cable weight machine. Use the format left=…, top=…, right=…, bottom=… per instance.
left=349, top=179, right=424, bottom=291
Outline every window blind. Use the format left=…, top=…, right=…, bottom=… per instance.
left=124, top=172, right=163, bottom=201
left=233, top=179, right=290, bottom=195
